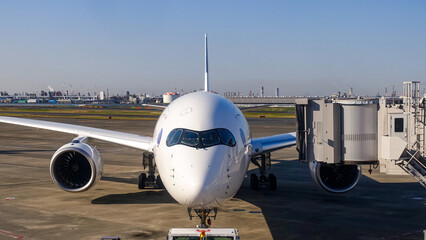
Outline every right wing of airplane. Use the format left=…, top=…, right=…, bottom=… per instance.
left=238, top=104, right=273, bottom=111
left=251, top=132, right=296, bottom=156
left=0, top=116, right=153, bottom=151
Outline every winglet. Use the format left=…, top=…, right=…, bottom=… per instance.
left=204, top=33, right=209, bottom=92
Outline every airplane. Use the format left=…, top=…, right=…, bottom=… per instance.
left=0, top=34, right=361, bottom=227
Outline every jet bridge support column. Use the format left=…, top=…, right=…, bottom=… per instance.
left=295, top=98, right=378, bottom=165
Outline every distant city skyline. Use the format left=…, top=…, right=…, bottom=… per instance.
left=1, top=1, right=425, bottom=96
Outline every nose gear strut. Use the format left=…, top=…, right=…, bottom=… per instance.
left=187, top=208, right=218, bottom=228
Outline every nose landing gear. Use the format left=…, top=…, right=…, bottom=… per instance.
left=250, top=152, right=277, bottom=190
left=188, top=208, right=218, bottom=228
left=138, top=152, right=164, bottom=189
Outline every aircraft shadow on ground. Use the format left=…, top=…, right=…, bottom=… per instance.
left=91, top=189, right=176, bottom=205
left=235, top=159, right=426, bottom=240
left=93, top=176, right=177, bottom=204
left=101, top=176, right=139, bottom=185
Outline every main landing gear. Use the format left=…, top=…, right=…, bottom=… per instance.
left=188, top=208, right=218, bottom=228
left=138, top=152, right=164, bottom=189
left=250, top=152, right=277, bottom=190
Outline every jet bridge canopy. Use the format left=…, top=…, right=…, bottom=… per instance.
left=295, top=98, right=378, bottom=165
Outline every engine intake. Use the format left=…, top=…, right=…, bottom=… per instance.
left=310, top=161, right=361, bottom=193
left=50, top=141, right=103, bottom=192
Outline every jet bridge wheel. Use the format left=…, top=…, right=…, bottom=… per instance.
left=138, top=173, right=147, bottom=189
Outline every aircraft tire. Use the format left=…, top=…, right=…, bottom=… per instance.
left=156, top=175, right=164, bottom=189
left=250, top=173, right=259, bottom=190
left=138, top=173, right=147, bottom=189
left=268, top=173, right=277, bottom=191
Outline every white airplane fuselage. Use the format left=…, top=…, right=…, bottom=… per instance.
left=153, top=91, right=252, bottom=208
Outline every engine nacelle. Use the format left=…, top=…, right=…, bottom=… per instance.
left=50, top=141, right=103, bottom=192
left=309, top=161, right=362, bottom=193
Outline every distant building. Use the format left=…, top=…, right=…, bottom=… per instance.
left=224, top=91, right=241, bottom=98
left=129, top=95, right=138, bottom=104
left=260, top=86, right=264, bottom=97
left=99, top=91, right=105, bottom=101
left=275, top=88, right=279, bottom=97
left=163, top=92, right=180, bottom=103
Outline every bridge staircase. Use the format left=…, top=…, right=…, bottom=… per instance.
left=397, top=81, right=426, bottom=188
left=397, top=148, right=426, bottom=188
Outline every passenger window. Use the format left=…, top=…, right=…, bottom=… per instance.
left=395, top=118, right=404, bottom=132
left=166, top=129, right=183, bottom=146
left=201, top=130, right=221, bottom=147
left=218, top=129, right=236, bottom=146
left=180, top=130, right=199, bottom=147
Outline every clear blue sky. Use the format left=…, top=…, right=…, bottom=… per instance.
left=1, top=1, right=425, bottom=96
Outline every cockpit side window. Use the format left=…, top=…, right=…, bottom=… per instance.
left=166, top=128, right=236, bottom=148
left=180, top=130, right=200, bottom=147
left=218, top=129, right=236, bottom=146
left=166, top=129, right=183, bottom=146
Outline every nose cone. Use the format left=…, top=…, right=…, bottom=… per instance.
left=183, top=172, right=216, bottom=207
left=170, top=146, right=229, bottom=208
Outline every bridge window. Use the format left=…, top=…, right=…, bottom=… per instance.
left=395, top=118, right=404, bottom=132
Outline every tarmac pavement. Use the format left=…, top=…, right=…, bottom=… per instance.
left=0, top=117, right=425, bottom=240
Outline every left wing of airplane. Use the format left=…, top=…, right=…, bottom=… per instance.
left=141, top=103, right=167, bottom=109
left=251, top=132, right=296, bottom=156
left=0, top=116, right=153, bottom=151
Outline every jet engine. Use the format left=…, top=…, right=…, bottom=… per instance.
left=309, top=161, right=362, bottom=193
left=50, top=141, right=103, bottom=192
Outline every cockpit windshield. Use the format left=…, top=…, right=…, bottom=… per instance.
left=166, top=128, right=236, bottom=148
left=180, top=130, right=199, bottom=147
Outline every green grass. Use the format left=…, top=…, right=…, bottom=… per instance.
left=0, top=106, right=162, bottom=116
left=244, top=106, right=295, bottom=112
left=0, top=113, right=159, bottom=121
left=241, top=106, right=295, bottom=118
left=0, top=106, right=295, bottom=119
left=242, top=112, right=295, bottom=118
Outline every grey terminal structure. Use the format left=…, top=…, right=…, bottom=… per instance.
left=295, top=81, right=426, bottom=188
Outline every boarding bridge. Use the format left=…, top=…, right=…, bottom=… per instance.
left=295, top=81, right=426, bottom=188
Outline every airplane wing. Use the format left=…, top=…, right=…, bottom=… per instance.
left=238, top=104, right=272, bottom=110
left=0, top=116, right=153, bottom=152
left=251, top=132, right=296, bottom=156
left=142, top=103, right=167, bottom=109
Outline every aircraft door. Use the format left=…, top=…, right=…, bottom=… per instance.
left=388, top=113, right=407, bottom=141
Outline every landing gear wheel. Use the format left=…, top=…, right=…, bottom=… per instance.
left=138, top=173, right=147, bottom=189
left=156, top=175, right=164, bottom=189
left=268, top=173, right=277, bottom=190
left=250, top=173, right=259, bottom=190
